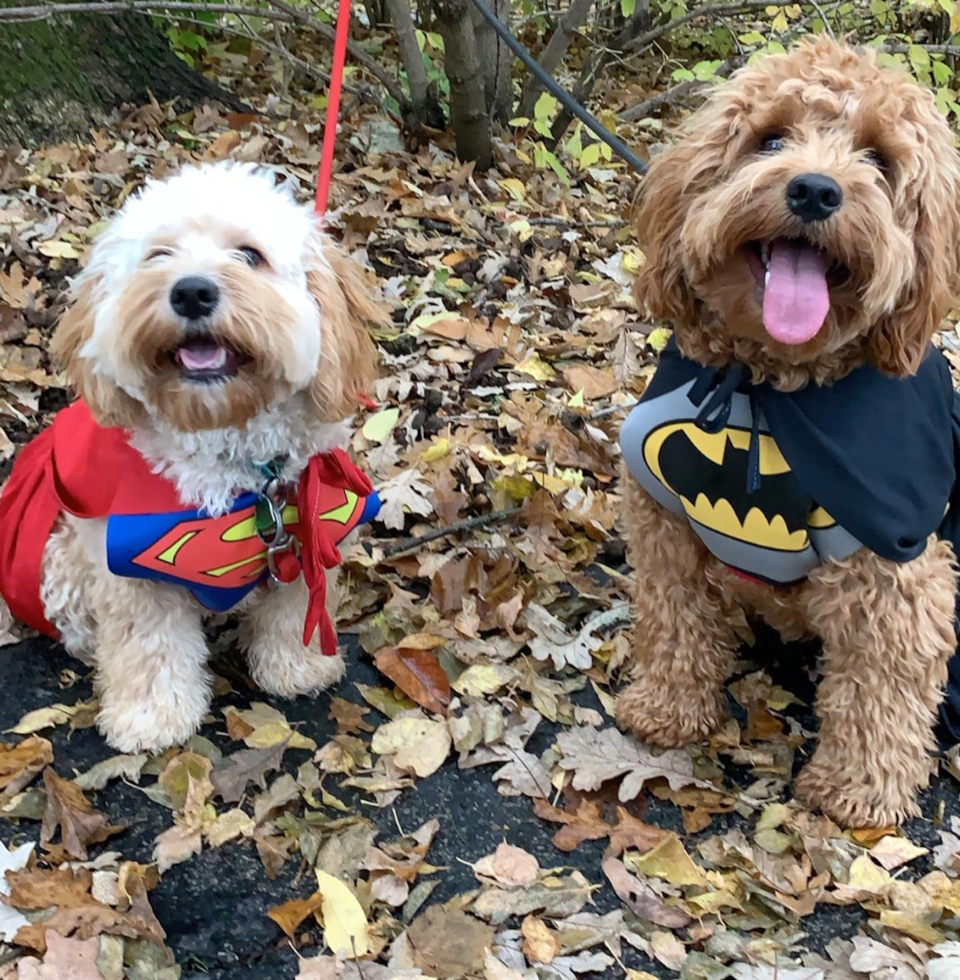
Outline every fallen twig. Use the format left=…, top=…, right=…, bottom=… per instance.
left=380, top=507, right=519, bottom=559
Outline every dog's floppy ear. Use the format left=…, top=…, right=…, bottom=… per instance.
left=51, top=274, right=143, bottom=427
left=869, top=168, right=960, bottom=376
left=869, top=97, right=960, bottom=376
left=305, top=234, right=385, bottom=422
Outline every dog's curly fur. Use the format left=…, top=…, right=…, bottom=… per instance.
left=15, top=162, right=383, bottom=753
left=618, top=38, right=960, bottom=827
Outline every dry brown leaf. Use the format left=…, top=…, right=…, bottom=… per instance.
left=0, top=736, right=53, bottom=804
left=267, top=892, right=324, bottom=939
left=521, top=915, right=559, bottom=964
left=374, top=646, right=451, bottom=715
left=40, top=769, right=124, bottom=861
left=407, top=905, right=494, bottom=978
left=210, top=742, right=288, bottom=804
left=601, top=857, right=692, bottom=929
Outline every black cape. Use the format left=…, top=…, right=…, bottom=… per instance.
left=644, top=339, right=960, bottom=743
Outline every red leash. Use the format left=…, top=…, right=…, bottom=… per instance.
left=315, top=0, right=353, bottom=217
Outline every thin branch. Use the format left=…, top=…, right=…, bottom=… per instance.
left=622, top=0, right=780, bottom=53
left=380, top=507, right=519, bottom=558
left=621, top=59, right=735, bottom=120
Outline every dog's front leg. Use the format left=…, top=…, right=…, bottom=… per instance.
left=795, top=541, right=958, bottom=827
left=95, top=577, right=212, bottom=753
left=239, top=569, right=345, bottom=698
left=616, top=470, right=738, bottom=747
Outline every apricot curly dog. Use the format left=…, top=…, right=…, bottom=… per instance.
left=618, top=37, right=960, bottom=828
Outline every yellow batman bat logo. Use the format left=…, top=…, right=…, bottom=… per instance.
left=642, top=421, right=835, bottom=552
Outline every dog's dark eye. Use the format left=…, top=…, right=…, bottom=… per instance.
left=864, top=148, right=889, bottom=173
left=238, top=246, right=265, bottom=268
left=146, top=247, right=173, bottom=261
left=760, top=135, right=785, bottom=153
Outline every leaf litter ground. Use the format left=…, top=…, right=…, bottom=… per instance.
left=4, top=56, right=960, bottom=980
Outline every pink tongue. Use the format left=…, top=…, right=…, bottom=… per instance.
left=178, top=342, right=226, bottom=371
left=762, top=240, right=830, bottom=345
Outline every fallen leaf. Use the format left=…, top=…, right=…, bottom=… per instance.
left=601, top=857, right=692, bottom=928
left=15, top=932, right=104, bottom=980
left=521, top=915, right=558, bottom=964
left=870, top=835, right=929, bottom=871
left=0, top=736, right=53, bottom=804
left=375, top=646, right=451, bottom=715
left=74, top=754, right=147, bottom=792
left=210, top=741, right=288, bottom=803
left=473, top=842, right=540, bottom=887
left=328, top=699, right=375, bottom=735
left=557, top=726, right=713, bottom=801
left=268, top=892, right=324, bottom=939
left=371, top=712, right=451, bottom=777
left=41, top=769, right=124, bottom=860
left=407, top=904, right=494, bottom=977
left=0, top=840, right=34, bottom=941
left=315, top=869, right=370, bottom=959
left=225, top=703, right=317, bottom=751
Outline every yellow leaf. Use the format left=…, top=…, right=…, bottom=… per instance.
left=848, top=854, right=891, bottom=895
left=245, top=721, right=315, bottom=751
left=315, top=869, right=370, bottom=958
left=362, top=407, right=400, bottom=444
left=514, top=353, right=557, bottom=381
left=421, top=438, right=450, bottom=463
left=499, top=178, right=526, bottom=202
left=6, top=703, right=79, bottom=734
left=647, top=327, right=672, bottom=352
left=568, top=389, right=585, bottom=408
left=626, top=835, right=707, bottom=886
left=880, top=909, right=944, bottom=944
left=452, top=665, right=519, bottom=697
left=38, top=240, right=81, bottom=259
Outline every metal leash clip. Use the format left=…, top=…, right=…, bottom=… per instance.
left=256, top=476, right=300, bottom=585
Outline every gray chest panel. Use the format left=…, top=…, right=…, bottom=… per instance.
left=620, top=381, right=862, bottom=584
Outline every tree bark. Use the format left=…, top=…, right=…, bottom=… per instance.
left=0, top=10, right=244, bottom=146
left=518, top=0, right=594, bottom=118
left=468, top=0, right=512, bottom=124
left=386, top=0, right=432, bottom=117
left=434, top=0, right=492, bottom=167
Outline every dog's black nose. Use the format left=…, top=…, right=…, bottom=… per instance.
left=170, top=276, right=219, bottom=320
left=786, top=173, right=843, bottom=222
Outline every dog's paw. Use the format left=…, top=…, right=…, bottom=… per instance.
left=615, top=680, right=724, bottom=747
left=793, top=763, right=920, bottom=829
left=252, top=649, right=346, bottom=699
left=97, top=691, right=207, bottom=754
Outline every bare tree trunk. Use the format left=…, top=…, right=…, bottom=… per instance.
left=387, top=0, right=430, bottom=113
left=0, top=11, right=244, bottom=146
left=518, top=0, right=593, bottom=118
left=469, top=0, right=513, bottom=123
left=548, top=0, right=650, bottom=146
left=434, top=0, right=492, bottom=167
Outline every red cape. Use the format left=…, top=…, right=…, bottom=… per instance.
left=0, top=402, right=185, bottom=637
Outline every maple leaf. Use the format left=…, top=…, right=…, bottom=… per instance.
left=40, top=769, right=124, bottom=861
left=556, top=726, right=714, bottom=801
left=377, top=468, right=435, bottom=530
left=210, top=741, right=288, bottom=803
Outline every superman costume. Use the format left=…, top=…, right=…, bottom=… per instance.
left=0, top=401, right=379, bottom=656
left=620, top=337, right=960, bottom=741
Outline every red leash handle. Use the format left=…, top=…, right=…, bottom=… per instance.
left=315, top=0, right=353, bottom=217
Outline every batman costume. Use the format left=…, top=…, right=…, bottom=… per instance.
left=620, top=338, right=960, bottom=742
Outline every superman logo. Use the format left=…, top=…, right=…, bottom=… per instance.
left=643, top=422, right=835, bottom=551
left=130, top=502, right=301, bottom=588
